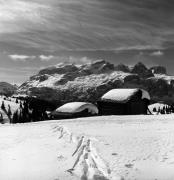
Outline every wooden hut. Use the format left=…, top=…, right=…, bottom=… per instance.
left=51, top=102, right=98, bottom=119
left=97, top=88, right=150, bottom=115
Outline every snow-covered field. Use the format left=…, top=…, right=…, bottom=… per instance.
left=1, top=115, right=174, bottom=180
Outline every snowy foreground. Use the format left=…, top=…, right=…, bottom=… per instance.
left=1, top=115, right=174, bottom=180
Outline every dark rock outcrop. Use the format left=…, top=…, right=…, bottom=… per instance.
left=115, top=63, right=130, bottom=72
left=150, top=66, right=167, bottom=74
left=131, top=62, right=154, bottom=78
left=39, top=63, right=79, bottom=75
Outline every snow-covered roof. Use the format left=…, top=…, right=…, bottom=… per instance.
left=54, top=102, right=99, bottom=114
left=101, top=88, right=150, bottom=103
left=13, top=94, right=29, bottom=98
left=141, top=89, right=151, bottom=100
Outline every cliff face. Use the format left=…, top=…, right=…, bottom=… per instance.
left=18, top=60, right=174, bottom=104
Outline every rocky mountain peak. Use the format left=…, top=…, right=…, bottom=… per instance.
left=150, top=66, right=167, bottom=74
left=115, top=63, right=130, bottom=72
left=131, top=62, right=154, bottom=78
left=39, top=63, right=78, bottom=75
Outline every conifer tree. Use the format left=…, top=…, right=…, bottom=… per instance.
left=20, top=101, right=23, bottom=109
left=15, top=99, right=18, bottom=104
left=7, top=105, right=12, bottom=117
left=7, top=105, right=12, bottom=123
left=1, top=101, right=5, bottom=110
left=0, top=113, right=3, bottom=123
left=12, top=110, right=19, bottom=124
left=153, top=107, right=157, bottom=112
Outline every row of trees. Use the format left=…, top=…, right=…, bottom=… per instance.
left=153, top=105, right=174, bottom=114
left=0, top=98, right=51, bottom=124
left=13, top=99, right=49, bottom=123
left=0, top=112, right=3, bottom=123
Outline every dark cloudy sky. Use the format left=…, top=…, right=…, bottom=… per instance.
left=0, top=0, right=174, bottom=83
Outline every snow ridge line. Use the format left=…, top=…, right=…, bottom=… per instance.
left=53, top=125, right=112, bottom=179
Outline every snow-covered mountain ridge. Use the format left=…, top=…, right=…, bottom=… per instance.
left=18, top=60, right=174, bottom=104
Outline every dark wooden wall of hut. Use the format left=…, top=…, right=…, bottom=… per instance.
left=127, top=100, right=148, bottom=115
left=97, top=99, right=149, bottom=115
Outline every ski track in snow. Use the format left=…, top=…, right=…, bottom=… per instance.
left=53, top=125, right=114, bottom=180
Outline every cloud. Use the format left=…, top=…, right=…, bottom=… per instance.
left=150, top=50, right=164, bottom=56
left=0, top=0, right=174, bottom=54
left=39, top=55, right=92, bottom=64
left=39, top=55, right=54, bottom=61
left=69, top=56, right=92, bottom=64
left=1, top=0, right=174, bottom=53
left=0, top=67, right=38, bottom=74
left=0, top=0, right=49, bottom=33
left=9, top=54, right=36, bottom=61
left=115, top=45, right=164, bottom=52
left=0, top=66, right=39, bottom=84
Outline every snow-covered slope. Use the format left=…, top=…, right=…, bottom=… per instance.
left=0, top=96, right=20, bottom=122
left=1, top=115, right=174, bottom=180
left=153, top=74, right=174, bottom=84
left=0, top=97, right=20, bottom=112
left=18, top=61, right=174, bottom=104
